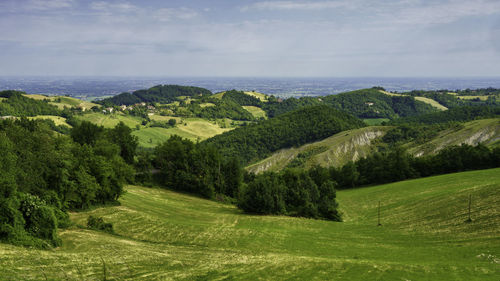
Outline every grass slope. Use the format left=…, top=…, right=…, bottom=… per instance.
left=28, top=115, right=72, bottom=127
left=242, top=105, right=267, bottom=119
left=248, top=118, right=500, bottom=173
left=247, top=126, right=392, bottom=174
left=77, top=113, right=143, bottom=128
left=23, top=94, right=99, bottom=110
left=132, top=118, right=233, bottom=148
left=1, top=168, right=498, bottom=280
left=379, top=90, right=448, bottom=111
left=409, top=118, right=500, bottom=156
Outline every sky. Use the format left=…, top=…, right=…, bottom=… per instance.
left=0, top=0, right=500, bottom=77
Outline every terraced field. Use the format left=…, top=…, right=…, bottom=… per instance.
left=1, top=168, right=498, bottom=280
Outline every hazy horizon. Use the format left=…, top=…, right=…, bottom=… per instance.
left=1, top=0, right=500, bottom=77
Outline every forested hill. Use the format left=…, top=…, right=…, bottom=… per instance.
left=98, top=85, right=213, bottom=106
left=321, top=88, right=438, bottom=118
left=204, top=105, right=365, bottom=165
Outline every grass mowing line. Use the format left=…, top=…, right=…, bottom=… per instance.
left=1, top=168, right=499, bottom=280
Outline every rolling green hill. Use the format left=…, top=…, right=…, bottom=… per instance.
left=1, top=168, right=498, bottom=280
left=247, top=126, right=392, bottom=173
left=247, top=118, right=500, bottom=174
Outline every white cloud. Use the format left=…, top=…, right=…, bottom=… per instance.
left=25, top=0, right=74, bottom=10
left=391, top=0, right=500, bottom=25
left=154, top=7, right=198, bottom=22
left=242, top=1, right=356, bottom=11
left=90, top=1, right=139, bottom=14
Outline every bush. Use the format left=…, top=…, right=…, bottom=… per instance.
left=87, top=215, right=114, bottom=233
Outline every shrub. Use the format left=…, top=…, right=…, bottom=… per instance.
left=87, top=215, right=114, bottom=233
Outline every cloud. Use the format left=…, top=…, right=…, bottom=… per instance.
left=154, top=7, right=198, bottom=22
left=90, top=1, right=139, bottom=14
left=242, top=1, right=356, bottom=11
left=25, top=0, right=74, bottom=10
left=391, top=0, right=500, bottom=25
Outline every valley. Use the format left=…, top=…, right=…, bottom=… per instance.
left=0, top=168, right=498, bottom=280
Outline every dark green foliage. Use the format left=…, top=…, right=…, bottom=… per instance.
left=0, top=118, right=134, bottom=248
left=222, top=90, right=262, bottom=106
left=262, top=96, right=321, bottom=118
left=154, top=136, right=243, bottom=199
left=322, top=88, right=438, bottom=119
left=87, top=215, right=114, bottom=233
left=107, top=122, right=138, bottom=164
left=189, top=98, right=255, bottom=120
left=405, top=90, right=463, bottom=108
left=332, top=144, right=499, bottom=189
left=206, top=105, right=365, bottom=165
left=382, top=123, right=462, bottom=145
left=0, top=91, right=61, bottom=117
left=238, top=168, right=341, bottom=221
left=238, top=173, right=286, bottom=215
left=392, top=105, right=500, bottom=125
left=71, top=120, right=105, bottom=145
left=99, top=85, right=212, bottom=106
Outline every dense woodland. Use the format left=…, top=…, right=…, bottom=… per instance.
left=1, top=86, right=500, bottom=248
left=0, top=119, right=136, bottom=248
left=205, top=105, right=365, bottom=165
left=99, top=85, right=212, bottom=106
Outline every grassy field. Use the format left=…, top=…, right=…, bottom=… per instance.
left=378, top=90, right=448, bottom=110
left=132, top=127, right=199, bottom=148
left=242, top=106, right=267, bottom=119
left=0, top=168, right=498, bottom=280
left=77, top=113, right=143, bottom=128
left=28, top=115, right=72, bottom=127
left=132, top=118, right=233, bottom=148
left=415, top=96, right=448, bottom=110
left=243, top=91, right=268, bottom=102
left=457, top=95, right=490, bottom=101
left=23, top=94, right=99, bottom=110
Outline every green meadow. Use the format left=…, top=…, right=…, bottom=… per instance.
left=1, top=168, right=498, bottom=280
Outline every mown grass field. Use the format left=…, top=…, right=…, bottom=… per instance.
left=23, top=94, right=99, bottom=110
left=1, top=168, right=498, bottom=280
left=132, top=118, right=233, bottom=148
left=415, top=96, right=448, bottom=110
left=28, top=115, right=72, bottom=127
left=242, top=106, right=267, bottom=119
left=77, top=113, right=143, bottom=128
left=457, top=95, right=490, bottom=101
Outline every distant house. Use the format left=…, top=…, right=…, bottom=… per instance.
left=365, top=102, right=374, bottom=106
left=120, top=105, right=127, bottom=111
left=105, top=107, right=114, bottom=113
left=147, top=105, right=155, bottom=110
